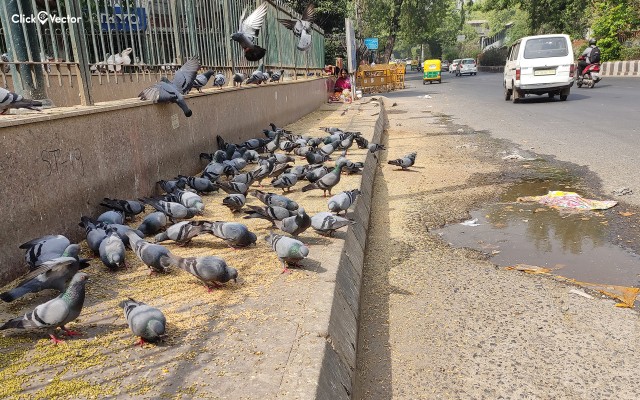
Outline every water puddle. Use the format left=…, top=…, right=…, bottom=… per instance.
left=435, top=179, right=640, bottom=289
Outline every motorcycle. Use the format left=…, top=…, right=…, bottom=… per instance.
left=576, top=55, right=602, bottom=88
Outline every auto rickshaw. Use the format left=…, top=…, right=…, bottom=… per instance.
left=423, top=59, right=441, bottom=84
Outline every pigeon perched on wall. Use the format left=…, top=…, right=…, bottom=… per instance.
left=19, top=235, right=78, bottom=270
left=246, top=64, right=269, bottom=84
left=165, top=254, right=238, bottom=291
left=0, top=257, right=89, bottom=303
left=278, top=3, right=316, bottom=51
left=136, top=212, right=169, bottom=237
left=232, top=2, right=268, bottom=61
left=0, top=272, right=89, bottom=344
left=388, top=152, right=417, bottom=170
left=274, top=207, right=311, bottom=236
left=100, top=198, right=145, bottom=219
left=99, top=227, right=126, bottom=270
left=328, top=189, right=361, bottom=215
left=233, top=69, right=246, bottom=87
left=311, top=212, right=355, bottom=236
left=251, top=190, right=299, bottom=211
left=213, top=71, right=226, bottom=89
left=206, top=221, right=257, bottom=248
left=0, top=87, right=43, bottom=114
left=301, top=161, right=346, bottom=196
left=223, top=194, right=246, bottom=213
left=265, top=233, right=309, bottom=273
left=138, top=57, right=201, bottom=117
left=119, top=298, right=166, bottom=346
left=270, top=69, right=285, bottom=82
left=154, top=220, right=211, bottom=245
left=191, top=70, right=215, bottom=92
left=125, top=231, right=172, bottom=274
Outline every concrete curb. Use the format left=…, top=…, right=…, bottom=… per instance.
left=601, top=60, right=640, bottom=76
left=315, top=98, right=389, bottom=399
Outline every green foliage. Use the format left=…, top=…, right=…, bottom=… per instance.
left=478, top=47, right=508, bottom=65
left=620, top=47, right=640, bottom=60
left=592, top=0, right=640, bottom=61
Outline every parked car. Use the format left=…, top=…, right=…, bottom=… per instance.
left=456, top=58, right=477, bottom=76
left=503, top=34, right=575, bottom=102
left=449, top=59, right=461, bottom=73
left=441, top=60, right=450, bottom=72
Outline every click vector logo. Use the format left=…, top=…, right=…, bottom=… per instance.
left=11, top=11, right=82, bottom=25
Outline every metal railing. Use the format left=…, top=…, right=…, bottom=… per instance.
left=0, top=0, right=325, bottom=107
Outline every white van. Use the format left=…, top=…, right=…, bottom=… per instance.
left=503, top=34, right=575, bottom=102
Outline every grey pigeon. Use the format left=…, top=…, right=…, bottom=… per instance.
left=79, top=216, right=107, bottom=255
left=305, top=165, right=330, bottom=183
left=217, top=180, right=248, bottom=196
left=311, top=212, right=355, bottom=236
left=271, top=173, right=298, bottom=193
left=191, top=70, right=215, bottom=92
left=140, top=197, right=189, bottom=221
left=167, top=189, right=204, bottom=212
left=388, top=152, right=417, bottom=170
left=0, top=257, right=89, bottom=302
left=368, top=143, right=386, bottom=154
left=243, top=205, right=296, bottom=224
left=0, top=272, right=89, bottom=344
left=355, top=136, right=369, bottom=149
left=137, top=212, right=169, bottom=236
left=232, top=170, right=257, bottom=185
left=301, top=160, right=346, bottom=196
left=154, top=220, right=211, bottom=245
left=206, top=221, right=257, bottom=248
left=265, top=233, right=309, bottom=273
left=107, top=224, right=145, bottom=248
left=165, top=253, right=238, bottom=291
left=223, top=193, right=246, bottom=212
left=305, top=150, right=329, bottom=165
left=138, top=57, right=201, bottom=117
left=279, top=140, right=300, bottom=153
left=99, top=227, right=126, bottom=270
left=278, top=3, right=316, bottom=51
left=251, top=189, right=299, bottom=211
left=233, top=70, right=246, bottom=87
left=273, top=153, right=295, bottom=164
left=119, top=298, right=166, bottom=346
left=213, top=71, right=226, bottom=88
left=274, top=207, right=311, bottom=236
left=125, top=231, right=172, bottom=274
left=97, top=210, right=125, bottom=225
left=0, top=86, right=43, bottom=114
left=100, top=198, right=145, bottom=219
left=178, top=175, right=218, bottom=194
left=265, top=131, right=281, bottom=153
left=19, top=235, right=77, bottom=270
left=158, top=177, right=187, bottom=193
left=232, top=3, right=268, bottom=61
left=270, top=69, right=285, bottom=82
left=328, top=189, right=361, bottom=215
left=253, top=162, right=274, bottom=186
left=268, top=162, right=292, bottom=179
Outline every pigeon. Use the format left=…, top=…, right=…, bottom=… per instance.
left=165, top=254, right=238, bottom=291
left=0, top=272, right=89, bottom=344
left=158, top=177, right=187, bottom=193
left=0, top=87, right=43, bottom=114
left=206, top=221, right=257, bottom=248
left=268, top=162, right=292, bottom=179
left=97, top=210, right=125, bottom=225
left=305, top=165, right=330, bottom=183
left=223, top=194, right=246, bottom=212
left=140, top=197, right=189, bottom=221
left=167, top=189, right=204, bottom=212
left=125, top=231, right=172, bottom=274
left=278, top=3, right=316, bottom=51
left=232, top=170, right=257, bottom=186
left=328, top=189, right=361, bottom=215
left=270, top=69, right=285, bottom=82
left=301, top=160, right=345, bottom=196
left=305, top=150, right=329, bottom=165
left=311, top=212, right=355, bottom=236
left=253, top=161, right=274, bottom=186
left=136, top=212, right=169, bottom=236
left=265, top=233, right=309, bottom=273
left=217, top=180, right=249, bottom=196
left=19, top=235, right=77, bottom=270
left=213, top=71, right=226, bottom=88
left=178, top=175, right=218, bottom=194
left=274, top=207, right=311, bottom=236
left=191, top=70, right=215, bottom=92
left=99, top=227, right=126, bottom=270
left=279, top=140, right=300, bottom=153
left=251, top=189, right=299, bottom=211
left=154, top=220, right=211, bottom=245
left=79, top=216, right=107, bottom=255
left=138, top=57, right=201, bottom=117
left=271, top=173, right=298, bottom=193
left=272, top=153, right=296, bottom=164
left=100, top=198, right=145, bottom=219
left=104, top=224, right=145, bottom=248
left=232, top=70, right=246, bottom=87
left=243, top=205, right=296, bottom=224
left=0, top=257, right=90, bottom=303
left=232, top=2, right=268, bottom=61
left=388, top=152, right=417, bottom=170
left=119, top=298, right=166, bottom=346
left=368, top=143, right=386, bottom=154
left=355, top=136, right=369, bottom=149
left=246, top=64, right=269, bottom=84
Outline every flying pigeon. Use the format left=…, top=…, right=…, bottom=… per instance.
left=232, top=2, right=268, bottom=61
left=311, top=212, right=355, bottom=236
left=119, top=298, right=166, bottom=346
left=223, top=193, right=246, bottom=212
left=213, top=71, right=226, bottom=89
left=138, top=57, right=201, bottom=117
left=278, top=3, right=316, bottom=51
left=19, top=235, right=78, bottom=270
left=301, top=161, right=346, bottom=196
left=0, top=257, right=89, bottom=303
left=100, top=198, right=145, bottom=219
left=191, top=70, right=215, bottom=92
left=274, top=207, right=311, bottom=236
left=99, top=227, right=126, bottom=270
left=136, top=212, right=169, bottom=237
left=0, top=272, right=89, bottom=344
left=125, top=231, right=172, bottom=274
left=265, top=233, right=309, bottom=273
left=251, top=189, right=299, bottom=211
left=154, top=220, right=212, bottom=245
left=206, top=221, right=257, bottom=248
left=165, top=254, right=238, bottom=291
left=0, top=87, right=43, bottom=114
left=388, top=152, right=417, bottom=170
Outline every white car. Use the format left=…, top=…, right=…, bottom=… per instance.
left=456, top=58, right=477, bottom=76
left=503, top=34, right=575, bottom=102
left=449, top=59, right=461, bottom=73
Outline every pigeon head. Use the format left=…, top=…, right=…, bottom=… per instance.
left=63, top=244, right=81, bottom=258
left=227, top=267, right=239, bottom=283
left=146, top=319, right=166, bottom=341
left=286, top=200, right=299, bottom=211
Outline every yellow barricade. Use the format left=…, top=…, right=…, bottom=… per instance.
left=356, top=64, right=405, bottom=94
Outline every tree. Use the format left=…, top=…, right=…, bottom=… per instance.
left=591, top=0, right=640, bottom=61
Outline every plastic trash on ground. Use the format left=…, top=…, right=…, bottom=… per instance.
left=517, top=191, right=617, bottom=210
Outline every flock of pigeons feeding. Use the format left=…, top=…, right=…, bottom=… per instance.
left=0, top=122, right=417, bottom=347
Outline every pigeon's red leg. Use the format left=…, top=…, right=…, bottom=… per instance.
left=49, top=334, right=65, bottom=344
left=135, top=337, right=147, bottom=347
left=62, top=328, right=82, bottom=336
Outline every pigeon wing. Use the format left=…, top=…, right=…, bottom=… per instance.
left=172, top=57, right=201, bottom=94
left=240, top=2, right=268, bottom=36
left=278, top=18, right=297, bottom=31
left=302, top=3, right=316, bottom=22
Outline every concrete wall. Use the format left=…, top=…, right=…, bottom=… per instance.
left=0, top=78, right=329, bottom=284
left=601, top=60, right=640, bottom=76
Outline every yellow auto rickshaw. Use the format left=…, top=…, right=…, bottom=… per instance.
left=423, top=59, right=441, bottom=84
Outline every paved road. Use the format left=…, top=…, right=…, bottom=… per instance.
left=386, top=70, right=640, bottom=205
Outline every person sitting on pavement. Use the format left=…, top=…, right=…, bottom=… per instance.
left=334, top=68, right=351, bottom=92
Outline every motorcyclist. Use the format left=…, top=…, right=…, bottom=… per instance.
left=578, top=39, right=597, bottom=76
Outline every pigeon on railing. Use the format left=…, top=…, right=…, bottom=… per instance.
left=0, top=87, right=43, bottom=114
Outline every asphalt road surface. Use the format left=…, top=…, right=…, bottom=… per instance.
left=387, top=70, right=640, bottom=205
